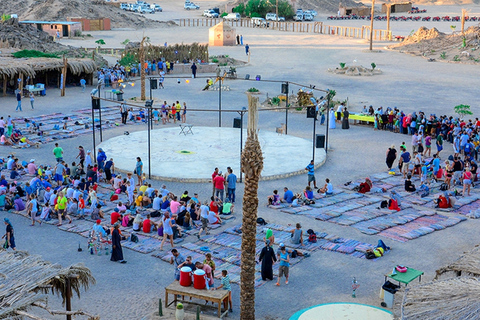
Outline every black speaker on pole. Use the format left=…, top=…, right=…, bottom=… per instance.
left=306, top=106, right=316, bottom=118
left=281, top=83, right=288, bottom=94
left=316, top=134, right=325, bottom=148
left=150, top=78, right=158, bottom=90
left=92, top=97, right=100, bottom=110
left=233, top=117, right=241, bottom=128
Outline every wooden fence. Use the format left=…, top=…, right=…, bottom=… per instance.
left=177, top=18, right=392, bottom=41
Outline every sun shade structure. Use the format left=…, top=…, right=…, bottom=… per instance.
left=400, top=277, right=480, bottom=320
left=0, top=250, right=97, bottom=320
left=0, top=57, right=97, bottom=78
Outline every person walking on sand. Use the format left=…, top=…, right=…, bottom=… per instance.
left=80, top=78, right=86, bottom=92
left=191, top=62, right=197, bottom=78
left=111, top=223, right=127, bottom=263
left=15, top=91, right=22, bottom=111
left=259, top=239, right=276, bottom=281
left=53, top=143, right=63, bottom=163
left=3, top=218, right=16, bottom=250
left=245, top=44, right=250, bottom=56
left=305, top=160, right=317, bottom=189
left=29, top=92, right=35, bottom=109
left=135, top=157, right=143, bottom=186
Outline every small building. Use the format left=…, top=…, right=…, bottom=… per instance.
left=67, top=17, right=111, bottom=31
left=19, top=21, right=82, bottom=38
left=209, top=22, right=236, bottom=46
left=338, top=4, right=371, bottom=16
left=381, top=2, right=412, bottom=13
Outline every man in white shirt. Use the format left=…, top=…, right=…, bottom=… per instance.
left=197, top=201, right=210, bottom=239
left=152, top=195, right=162, bottom=211
left=0, top=117, right=5, bottom=136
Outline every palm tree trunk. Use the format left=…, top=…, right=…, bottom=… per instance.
left=240, top=94, right=263, bottom=320
left=140, top=37, right=146, bottom=101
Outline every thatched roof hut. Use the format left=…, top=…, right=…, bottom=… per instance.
left=435, top=245, right=480, bottom=280
left=400, top=277, right=480, bottom=320
left=0, top=250, right=97, bottom=320
left=0, top=57, right=98, bottom=78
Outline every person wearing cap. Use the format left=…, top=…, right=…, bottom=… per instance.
left=111, top=222, right=126, bottom=263
left=259, top=239, right=276, bottom=281
left=3, top=218, right=16, bottom=250
left=213, top=172, right=225, bottom=201
left=92, top=219, right=107, bottom=238
left=27, top=159, right=37, bottom=175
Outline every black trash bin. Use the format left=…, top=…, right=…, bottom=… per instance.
left=116, top=93, right=124, bottom=101
left=233, top=117, right=241, bottom=128
left=382, top=281, right=400, bottom=308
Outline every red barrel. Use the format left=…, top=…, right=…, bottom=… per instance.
left=193, top=269, right=206, bottom=289
left=179, top=267, right=192, bottom=287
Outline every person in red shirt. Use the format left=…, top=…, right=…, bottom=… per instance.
left=142, top=214, right=158, bottom=233
left=211, top=167, right=219, bottom=196
left=209, top=196, right=219, bottom=213
left=213, top=171, right=225, bottom=201
left=110, top=208, right=122, bottom=225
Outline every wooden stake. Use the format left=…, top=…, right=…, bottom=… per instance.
left=369, top=0, right=375, bottom=50
left=461, top=9, right=466, bottom=35
left=3, top=75, right=6, bottom=97
left=61, top=55, right=67, bottom=97
left=386, top=4, right=391, bottom=40
left=140, top=36, right=147, bottom=101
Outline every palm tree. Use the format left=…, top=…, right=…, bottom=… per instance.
left=139, top=36, right=147, bottom=101
left=240, top=94, right=263, bottom=320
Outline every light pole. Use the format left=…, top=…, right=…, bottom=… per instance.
left=282, top=82, right=289, bottom=134
left=237, top=107, right=247, bottom=182
left=97, top=84, right=103, bottom=142
left=218, top=76, right=222, bottom=127
left=312, top=106, right=317, bottom=162
left=145, top=99, right=153, bottom=179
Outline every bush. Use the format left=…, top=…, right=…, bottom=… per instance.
left=118, top=53, right=138, bottom=67
left=232, top=4, right=245, bottom=16
left=247, top=87, right=259, bottom=92
left=13, top=50, right=59, bottom=59
left=212, top=58, right=219, bottom=63
left=74, top=30, right=82, bottom=37
left=220, top=12, right=228, bottom=17
left=271, top=97, right=280, bottom=105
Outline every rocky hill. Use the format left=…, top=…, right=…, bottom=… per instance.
left=0, top=0, right=173, bottom=29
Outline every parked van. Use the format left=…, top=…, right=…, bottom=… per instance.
left=251, top=17, right=268, bottom=27
left=294, top=13, right=303, bottom=21
left=265, top=13, right=276, bottom=20
left=224, top=13, right=241, bottom=21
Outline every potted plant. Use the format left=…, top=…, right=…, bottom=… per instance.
left=175, top=303, right=184, bottom=320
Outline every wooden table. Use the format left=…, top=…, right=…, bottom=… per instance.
left=165, top=281, right=229, bottom=318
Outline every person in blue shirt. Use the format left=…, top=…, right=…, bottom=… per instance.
left=282, top=187, right=294, bottom=203
left=305, top=160, right=317, bottom=189
left=432, top=154, right=440, bottom=180
left=276, top=245, right=290, bottom=286
left=421, top=162, right=428, bottom=183
left=226, top=168, right=237, bottom=203
left=97, top=148, right=107, bottom=171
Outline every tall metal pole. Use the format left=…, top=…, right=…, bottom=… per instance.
left=218, top=77, right=222, bottom=127
left=285, top=82, right=289, bottom=135
left=369, top=0, right=375, bottom=50
left=312, top=107, right=316, bottom=162
left=325, top=96, right=330, bottom=153
left=92, top=103, right=96, bottom=162
left=239, top=110, right=244, bottom=183
left=148, top=107, right=151, bottom=179
left=97, top=87, right=103, bottom=142
left=65, top=277, right=72, bottom=320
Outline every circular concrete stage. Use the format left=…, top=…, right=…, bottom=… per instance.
left=290, top=303, right=393, bottom=320
left=98, top=127, right=326, bottom=182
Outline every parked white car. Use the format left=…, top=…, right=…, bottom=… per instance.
left=303, top=13, right=313, bottom=21
left=184, top=2, right=200, bottom=10
left=224, top=12, right=241, bottom=21
left=120, top=3, right=130, bottom=10
left=138, top=5, right=154, bottom=13
left=294, top=13, right=303, bottom=21
left=203, top=9, right=218, bottom=17
left=251, top=17, right=268, bottom=27
left=150, top=4, right=162, bottom=12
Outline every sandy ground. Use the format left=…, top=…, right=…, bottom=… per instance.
left=1, top=3, right=480, bottom=320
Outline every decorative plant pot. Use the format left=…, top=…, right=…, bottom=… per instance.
left=175, top=307, right=185, bottom=320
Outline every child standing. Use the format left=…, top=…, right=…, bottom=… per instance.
left=213, top=270, right=233, bottom=313
left=276, top=246, right=290, bottom=286
left=78, top=194, right=85, bottom=219
left=204, top=253, right=216, bottom=278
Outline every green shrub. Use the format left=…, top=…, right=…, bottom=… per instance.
left=212, top=58, right=219, bottom=63
left=247, top=87, right=259, bottom=92
left=220, top=12, right=228, bottom=17
left=13, top=50, right=59, bottom=59
left=271, top=97, right=280, bottom=105
left=118, top=53, right=137, bottom=67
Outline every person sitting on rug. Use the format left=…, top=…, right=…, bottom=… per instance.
left=290, top=223, right=304, bottom=246
left=318, top=178, right=333, bottom=195
left=405, top=174, right=416, bottom=192
left=207, top=209, right=222, bottom=225
left=365, top=240, right=390, bottom=259
left=388, top=198, right=400, bottom=211
left=290, top=194, right=303, bottom=207
left=142, top=214, right=158, bottom=233
left=419, top=182, right=430, bottom=198
left=132, top=213, right=143, bottom=231
left=390, top=190, right=402, bottom=206
left=276, top=243, right=307, bottom=257
left=267, top=190, right=281, bottom=205
left=221, top=199, right=234, bottom=215
left=303, top=186, right=315, bottom=205
left=357, top=178, right=372, bottom=194
left=435, top=192, right=454, bottom=209
left=264, top=228, right=275, bottom=244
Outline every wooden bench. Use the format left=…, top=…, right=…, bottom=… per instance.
left=165, top=281, right=229, bottom=318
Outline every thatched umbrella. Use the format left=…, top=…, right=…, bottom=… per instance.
left=435, top=245, right=480, bottom=280
left=0, top=250, right=97, bottom=320
left=400, top=277, right=480, bottom=320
